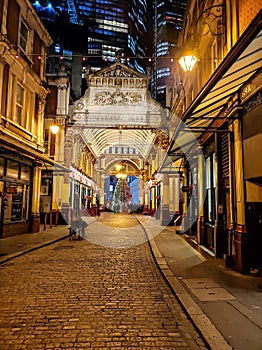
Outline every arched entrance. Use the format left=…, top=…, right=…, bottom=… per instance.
left=103, top=159, right=141, bottom=213
left=64, top=61, right=169, bottom=216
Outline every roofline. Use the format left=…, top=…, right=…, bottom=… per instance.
left=89, top=61, right=149, bottom=79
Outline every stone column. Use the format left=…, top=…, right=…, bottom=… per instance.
left=30, top=165, right=41, bottom=232
left=151, top=184, right=156, bottom=216
left=100, top=177, right=105, bottom=206
left=37, top=97, right=46, bottom=145
left=144, top=187, right=150, bottom=214
left=231, top=117, right=248, bottom=273
left=169, top=176, right=175, bottom=213
left=56, top=83, right=68, bottom=115
left=174, top=174, right=180, bottom=214
left=61, top=181, right=70, bottom=224
left=139, top=177, right=144, bottom=207
left=61, top=138, right=72, bottom=224
left=161, top=174, right=171, bottom=226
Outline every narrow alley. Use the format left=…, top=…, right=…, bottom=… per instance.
left=0, top=214, right=207, bottom=350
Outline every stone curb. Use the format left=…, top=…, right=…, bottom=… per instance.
left=0, top=218, right=99, bottom=265
left=0, top=235, right=69, bottom=265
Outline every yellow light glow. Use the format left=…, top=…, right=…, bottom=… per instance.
left=178, top=54, right=198, bottom=72
left=50, top=124, right=60, bottom=134
left=116, top=173, right=127, bottom=179
left=116, top=164, right=122, bottom=171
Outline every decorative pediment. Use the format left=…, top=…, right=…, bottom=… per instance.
left=88, top=62, right=150, bottom=89
left=90, top=62, right=146, bottom=79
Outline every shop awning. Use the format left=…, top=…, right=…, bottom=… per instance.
left=161, top=10, right=262, bottom=170
left=0, top=131, right=69, bottom=172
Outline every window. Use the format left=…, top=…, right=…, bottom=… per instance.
left=54, top=43, right=61, bottom=53
left=19, top=20, right=29, bottom=53
left=15, top=84, right=24, bottom=125
left=63, top=50, right=73, bottom=60
left=4, top=184, right=29, bottom=223
left=6, top=160, right=19, bottom=178
left=20, top=165, right=31, bottom=181
left=0, top=157, right=4, bottom=176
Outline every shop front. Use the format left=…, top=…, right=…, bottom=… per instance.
left=0, top=153, right=32, bottom=238
left=162, top=9, right=261, bottom=274
left=69, top=166, right=97, bottom=219
left=239, top=80, right=262, bottom=272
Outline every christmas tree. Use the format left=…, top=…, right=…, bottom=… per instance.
left=112, top=178, right=132, bottom=212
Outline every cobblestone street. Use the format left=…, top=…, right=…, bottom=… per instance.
left=0, top=214, right=207, bottom=350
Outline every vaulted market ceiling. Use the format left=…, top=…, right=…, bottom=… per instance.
left=69, top=62, right=168, bottom=158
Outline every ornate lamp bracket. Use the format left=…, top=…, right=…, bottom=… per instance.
left=196, top=3, right=225, bottom=36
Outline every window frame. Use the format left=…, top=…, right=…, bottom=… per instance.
left=14, top=82, right=25, bottom=126
left=19, top=19, right=29, bottom=54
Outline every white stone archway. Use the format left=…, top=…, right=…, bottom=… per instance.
left=69, top=61, right=168, bottom=158
left=65, top=61, right=170, bottom=215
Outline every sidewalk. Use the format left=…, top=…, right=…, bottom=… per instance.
left=136, top=215, right=262, bottom=350
left=0, top=215, right=261, bottom=350
left=0, top=216, right=97, bottom=264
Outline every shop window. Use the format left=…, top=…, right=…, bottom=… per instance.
left=21, top=165, right=31, bottom=181
left=6, top=160, right=19, bottom=178
left=205, top=153, right=216, bottom=223
left=4, top=184, right=29, bottom=223
left=0, top=157, right=4, bottom=176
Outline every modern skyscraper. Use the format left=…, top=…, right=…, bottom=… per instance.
left=32, top=0, right=152, bottom=76
left=152, top=0, right=188, bottom=106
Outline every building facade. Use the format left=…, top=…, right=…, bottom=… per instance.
left=164, top=0, right=262, bottom=274
left=0, top=0, right=53, bottom=237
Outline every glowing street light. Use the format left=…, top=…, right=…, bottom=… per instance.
left=50, top=123, right=60, bottom=134
left=178, top=54, right=198, bottom=72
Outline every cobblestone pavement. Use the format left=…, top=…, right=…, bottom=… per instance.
left=0, top=214, right=207, bottom=350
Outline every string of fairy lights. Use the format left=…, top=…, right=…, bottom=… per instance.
left=0, top=52, right=179, bottom=64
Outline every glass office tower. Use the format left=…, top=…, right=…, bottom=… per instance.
left=32, top=0, right=151, bottom=75
left=152, top=0, right=188, bottom=106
